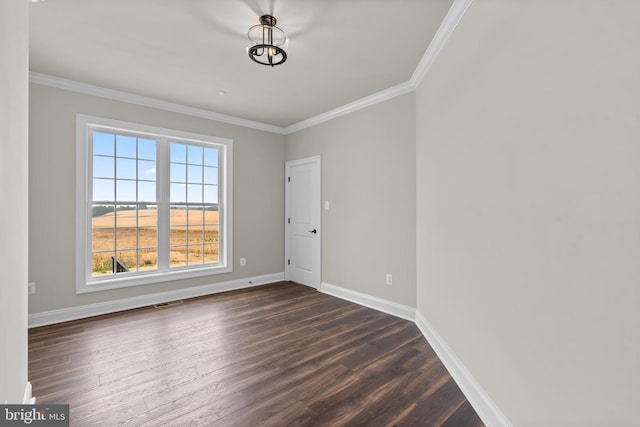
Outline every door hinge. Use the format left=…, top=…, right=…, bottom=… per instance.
left=288, top=218, right=290, bottom=224
left=288, top=176, right=291, bottom=183
left=288, top=259, right=291, bottom=266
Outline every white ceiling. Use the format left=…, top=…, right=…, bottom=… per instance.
left=29, top=0, right=455, bottom=128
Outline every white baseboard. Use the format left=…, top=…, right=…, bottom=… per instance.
left=319, top=282, right=416, bottom=321
left=318, top=281, right=510, bottom=427
left=23, top=382, right=35, bottom=404
left=28, top=273, right=284, bottom=328
left=414, top=310, right=512, bottom=427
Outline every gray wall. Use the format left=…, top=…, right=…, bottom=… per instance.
left=0, top=0, right=29, bottom=403
left=286, top=93, right=416, bottom=308
left=29, top=84, right=285, bottom=313
left=416, top=1, right=640, bottom=426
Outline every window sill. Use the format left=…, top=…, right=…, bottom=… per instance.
left=77, top=264, right=232, bottom=294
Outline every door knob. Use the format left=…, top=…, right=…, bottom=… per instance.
left=308, top=229, right=317, bottom=234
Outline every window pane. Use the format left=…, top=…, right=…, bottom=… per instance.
left=204, top=225, right=218, bottom=243
left=187, top=165, right=202, bottom=184
left=138, top=160, right=156, bottom=180
left=138, top=205, right=158, bottom=227
left=93, top=156, right=114, bottom=178
left=204, top=185, right=218, bottom=203
left=188, top=226, right=203, bottom=244
left=187, top=145, right=203, bottom=165
left=138, top=227, right=157, bottom=248
left=93, top=179, right=114, bottom=201
left=203, top=208, right=218, bottom=225
left=170, top=207, right=187, bottom=226
left=138, top=181, right=156, bottom=202
left=137, top=249, right=157, bottom=271
left=170, top=225, right=187, bottom=245
left=203, top=166, right=217, bottom=185
left=188, top=246, right=204, bottom=265
left=171, top=163, right=186, bottom=183
left=115, top=250, right=136, bottom=271
left=203, top=147, right=218, bottom=166
left=187, top=184, right=202, bottom=203
left=116, top=227, right=137, bottom=250
left=115, top=206, right=136, bottom=225
left=116, top=158, right=137, bottom=179
left=92, top=227, right=114, bottom=252
left=116, top=135, right=136, bottom=158
left=204, top=244, right=219, bottom=263
left=188, top=206, right=204, bottom=226
left=138, top=138, right=156, bottom=160
left=169, top=246, right=187, bottom=268
left=170, top=183, right=186, bottom=203
left=93, top=132, right=114, bottom=156
left=92, top=204, right=115, bottom=222
left=92, top=253, right=113, bottom=276
left=116, top=180, right=137, bottom=201
left=170, top=143, right=186, bottom=163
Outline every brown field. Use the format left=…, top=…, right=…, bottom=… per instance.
left=92, top=209, right=219, bottom=275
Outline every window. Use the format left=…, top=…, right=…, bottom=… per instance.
left=76, top=115, right=232, bottom=293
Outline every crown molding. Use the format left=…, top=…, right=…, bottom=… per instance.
left=410, top=0, right=475, bottom=87
left=29, top=72, right=287, bottom=135
left=283, top=0, right=475, bottom=134
left=280, top=0, right=475, bottom=134
left=29, top=0, right=474, bottom=136
left=283, top=81, right=415, bottom=135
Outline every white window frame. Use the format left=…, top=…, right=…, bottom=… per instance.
left=76, top=114, right=233, bottom=293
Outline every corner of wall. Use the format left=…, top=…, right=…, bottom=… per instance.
left=414, top=310, right=512, bottom=427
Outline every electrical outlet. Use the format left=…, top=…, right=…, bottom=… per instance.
left=240, top=257, right=246, bottom=266
left=385, top=274, right=393, bottom=286
left=28, top=282, right=36, bottom=295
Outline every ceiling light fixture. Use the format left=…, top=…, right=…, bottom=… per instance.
left=247, top=15, right=288, bottom=67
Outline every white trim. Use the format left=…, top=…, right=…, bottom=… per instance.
left=75, top=114, right=233, bottom=293
left=29, top=272, right=284, bottom=328
left=281, top=0, right=474, bottom=133
left=282, top=82, right=415, bottom=135
left=318, top=281, right=510, bottom=426
left=285, top=156, right=322, bottom=289
left=76, top=113, right=90, bottom=295
left=410, top=0, right=476, bottom=87
left=319, top=282, right=416, bottom=321
left=23, top=382, right=35, bottom=404
left=414, top=310, right=512, bottom=427
left=30, top=72, right=286, bottom=135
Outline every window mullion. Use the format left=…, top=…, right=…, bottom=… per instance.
left=157, top=137, right=170, bottom=269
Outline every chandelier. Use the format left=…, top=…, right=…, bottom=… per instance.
left=247, top=15, right=288, bottom=67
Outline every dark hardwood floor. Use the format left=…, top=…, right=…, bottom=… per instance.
left=29, top=281, right=484, bottom=426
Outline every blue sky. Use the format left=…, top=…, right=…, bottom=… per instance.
left=92, top=131, right=218, bottom=204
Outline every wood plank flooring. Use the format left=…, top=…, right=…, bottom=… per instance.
left=29, top=282, right=484, bottom=426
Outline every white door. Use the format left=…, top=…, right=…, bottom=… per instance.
left=285, top=156, right=321, bottom=288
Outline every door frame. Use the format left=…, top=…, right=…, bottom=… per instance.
left=284, top=155, right=321, bottom=288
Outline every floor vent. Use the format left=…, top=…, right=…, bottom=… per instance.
left=153, top=300, right=184, bottom=308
